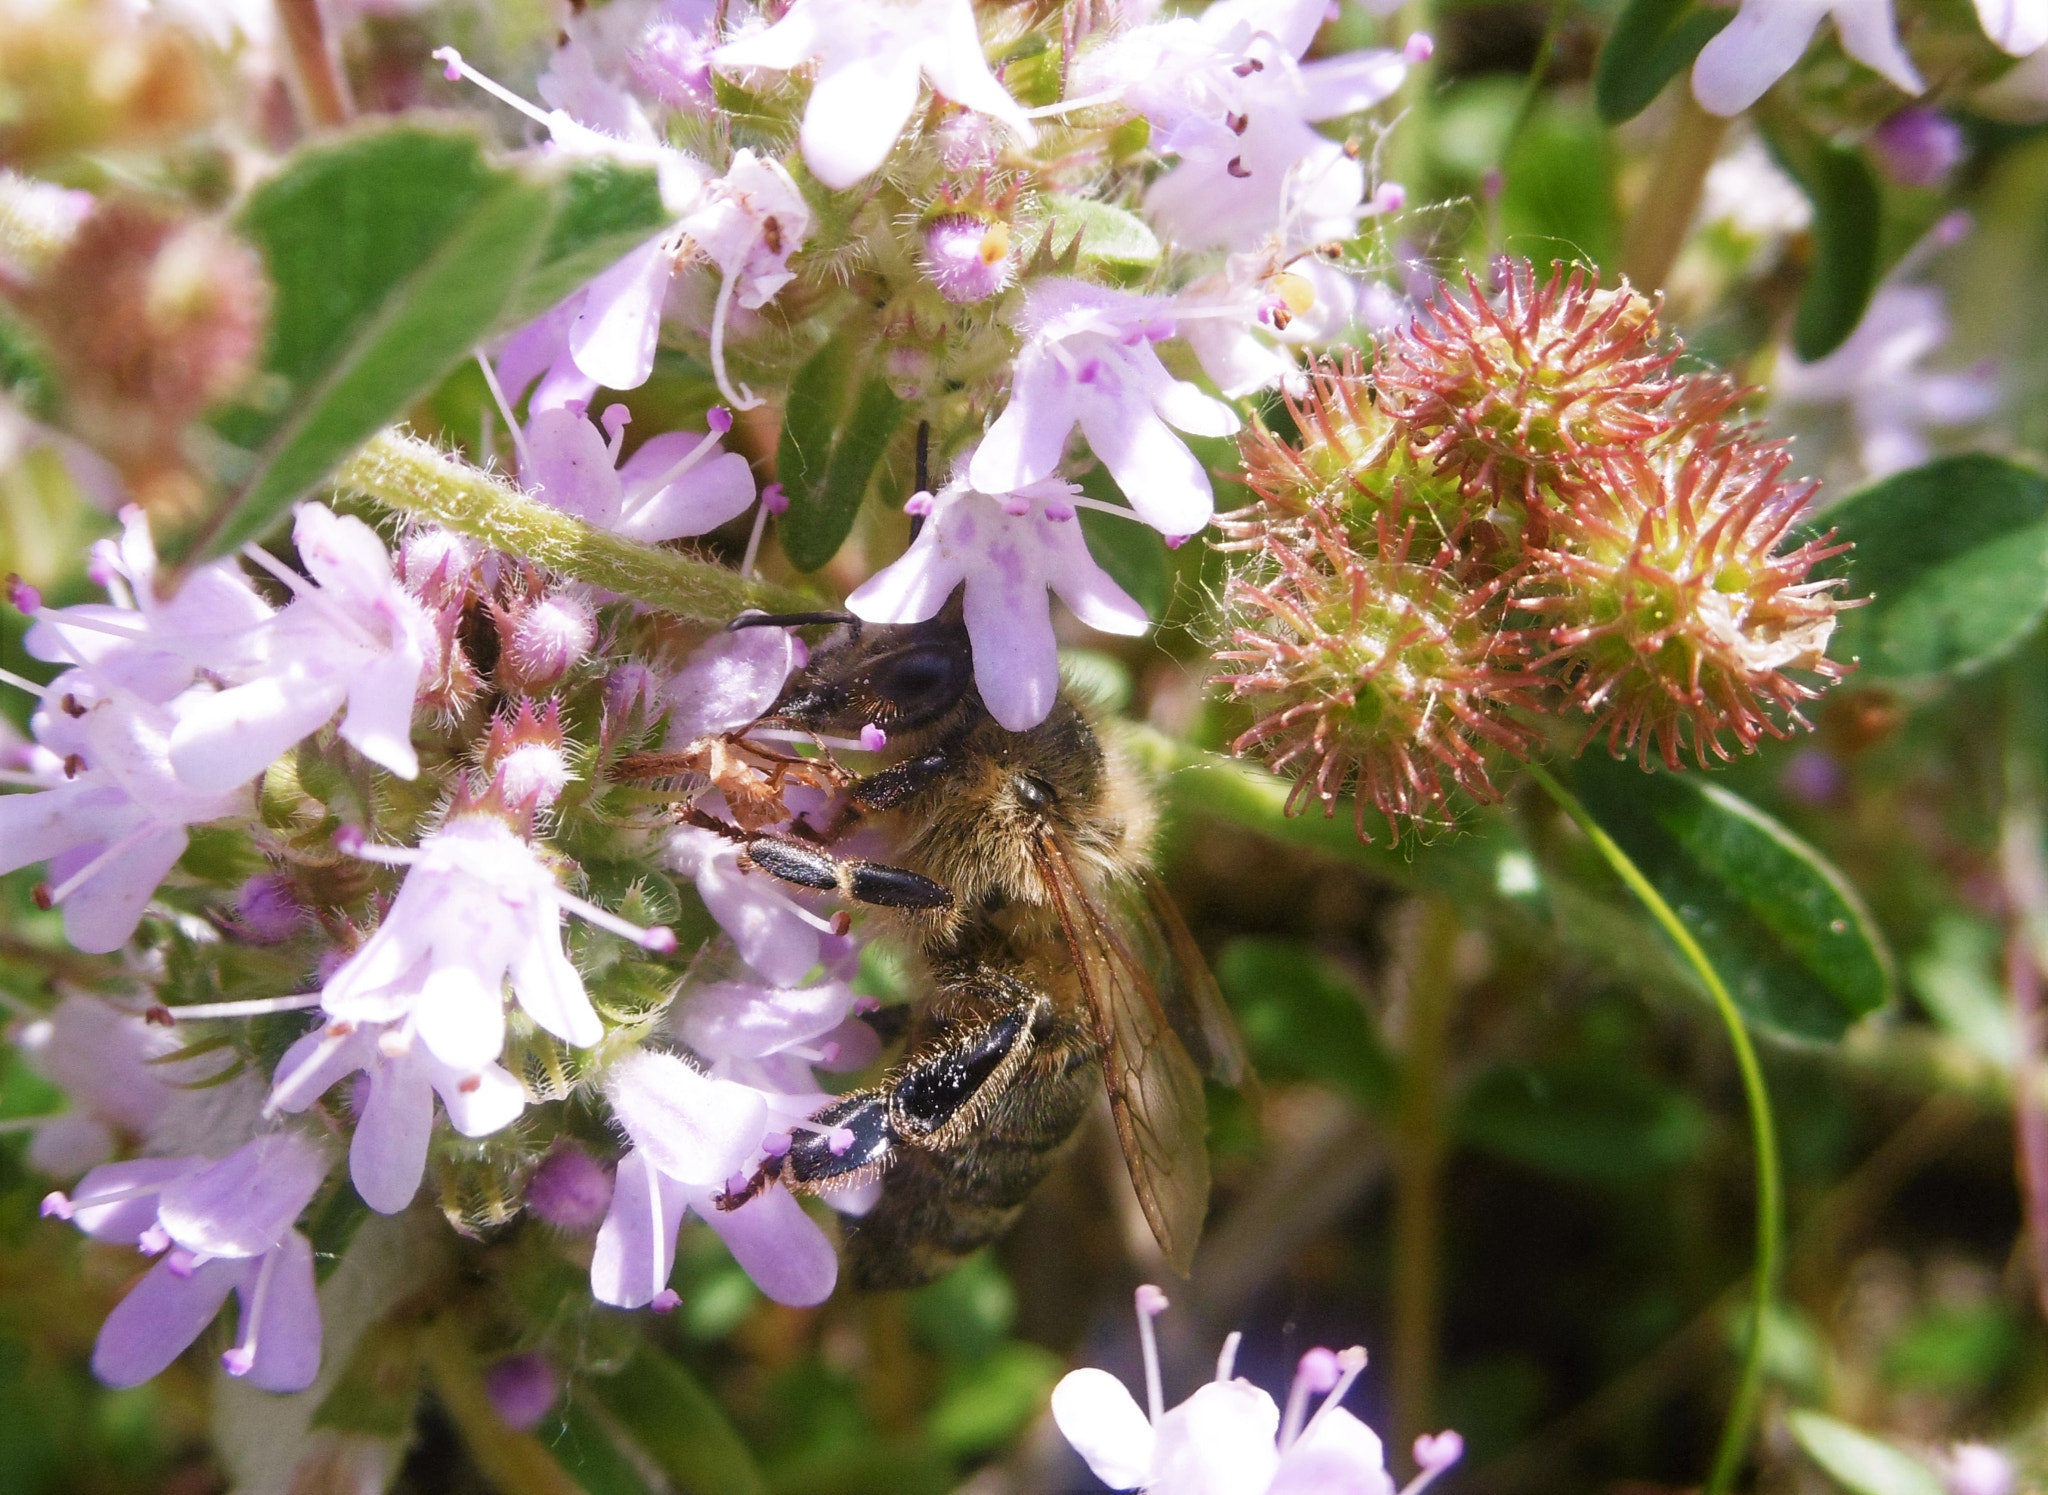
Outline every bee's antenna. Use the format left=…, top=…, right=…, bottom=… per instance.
left=727, top=610, right=859, bottom=632
left=910, top=420, right=931, bottom=542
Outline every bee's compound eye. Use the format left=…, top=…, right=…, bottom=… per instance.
left=870, top=644, right=966, bottom=720
left=1014, top=773, right=1057, bottom=813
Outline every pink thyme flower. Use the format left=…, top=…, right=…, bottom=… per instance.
left=12, top=993, right=213, bottom=1177
left=921, top=213, right=1014, bottom=303
left=319, top=809, right=675, bottom=1071
left=268, top=1015, right=527, bottom=1214
left=1051, top=1285, right=1462, bottom=1495
left=1691, top=0, right=1922, bottom=116
left=713, top=0, right=1037, bottom=191
left=847, top=468, right=1147, bottom=732
left=969, top=280, right=1240, bottom=537
left=167, top=503, right=436, bottom=792
left=51, top=1131, right=330, bottom=1391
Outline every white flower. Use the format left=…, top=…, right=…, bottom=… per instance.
left=970, top=280, right=1241, bottom=538
left=1976, top=0, right=2048, bottom=57
left=714, top=0, right=1037, bottom=191
left=1052, top=1286, right=1463, bottom=1495
left=1699, top=136, right=1813, bottom=241
left=319, top=810, right=675, bottom=1072
left=847, top=473, right=1147, bottom=732
left=1775, top=280, right=1999, bottom=478
left=167, top=503, right=435, bottom=793
left=269, top=1016, right=527, bottom=1214
left=674, top=149, right=813, bottom=408
left=1692, top=0, right=1921, bottom=117
left=1072, top=0, right=1411, bottom=250
left=0, top=684, right=251, bottom=953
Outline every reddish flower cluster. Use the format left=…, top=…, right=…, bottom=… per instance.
left=1213, top=260, right=1851, bottom=840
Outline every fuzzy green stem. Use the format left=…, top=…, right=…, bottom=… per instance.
left=1525, top=762, right=1780, bottom=1495
left=335, top=429, right=815, bottom=621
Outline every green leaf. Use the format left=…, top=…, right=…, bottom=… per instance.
left=535, top=1404, right=657, bottom=1495
left=1077, top=467, right=1170, bottom=618
left=514, top=158, right=668, bottom=322
left=1766, top=127, right=1882, bottom=361
left=1459, top=1059, right=1708, bottom=1185
left=1574, top=760, right=1893, bottom=1041
left=594, top=1346, right=765, bottom=1495
left=1813, top=455, right=2048, bottom=681
left=1594, top=0, right=1733, bottom=123
left=1907, top=914, right=2018, bottom=1066
left=1215, top=938, right=1396, bottom=1110
left=776, top=333, right=906, bottom=571
left=1036, top=193, right=1162, bottom=269
left=1788, top=1410, right=1945, bottom=1495
left=194, top=125, right=665, bottom=559
left=925, top=1342, right=1063, bottom=1459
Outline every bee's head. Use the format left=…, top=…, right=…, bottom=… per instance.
left=743, top=599, right=977, bottom=738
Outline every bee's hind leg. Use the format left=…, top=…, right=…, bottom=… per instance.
left=715, top=990, right=1044, bottom=1210
left=740, top=834, right=954, bottom=911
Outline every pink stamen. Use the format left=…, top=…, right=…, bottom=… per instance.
left=859, top=723, right=888, bottom=752
left=1135, top=1285, right=1168, bottom=1423
left=650, top=1289, right=681, bottom=1313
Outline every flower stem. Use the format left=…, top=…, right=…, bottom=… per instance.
left=1524, top=762, right=1780, bottom=1495
left=335, top=430, right=816, bottom=622
left=274, top=0, right=354, bottom=129
left=1392, top=893, right=1460, bottom=1460
left=1619, top=91, right=1727, bottom=292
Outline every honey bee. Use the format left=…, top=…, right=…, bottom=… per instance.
left=644, top=604, right=1246, bottom=1289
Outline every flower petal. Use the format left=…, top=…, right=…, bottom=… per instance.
left=1691, top=0, right=1831, bottom=115
left=1269, top=1408, right=1394, bottom=1495
left=590, top=1147, right=690, bottom=1308
left=436, top=1061, right=529, bottom=1139
left=697, top=1183, right=839, bottom=1306
left=158, top=1133, right=329, bottom=1258
left=1832, top=0, right=1924, bottom=95
left=1298, top=49, right=1409, bottom=120
left=1150, top=1379, right=1283, bottom=1495
left=59, top=826, right=191, bottom=956
left=1050, top=1367, right=1156, bottom=1491
left=799, top=47, right=925, bottom=191
left=351, top=1051, right=435, bottom=1214
left=1977, top=0, right=2048, bottom=55
left=662, top=627, right=797, bottom=743
left=412, top=963, right=508, bottom=1074
left=569, top=237, right=672, bottom=393
left=509, top=928, right=602, bottom=1050
left=606, top=1050, right=767, bottom=1187
left=92, top=1254, right=238, bottom=1388
left=239, top=1230, right=323, bottom=1392
left=963, top=548, right=1062, bottom=731
left=1077, top=402, right=1215, bottom=537
left=616, top=450, right=758, bottom=543
left=970, top=348, right=1082, bottom=493
left=337, top=638, right=425, bottom=781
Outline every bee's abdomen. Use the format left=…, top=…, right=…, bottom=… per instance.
left=843, top=1005, right=1096, bottom=1291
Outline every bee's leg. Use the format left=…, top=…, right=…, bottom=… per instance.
left=798, top=748, right=960, bottom=844
left=715, top=995, right=1042, bottom=1209
left=740, top=834, right=954, bottom=911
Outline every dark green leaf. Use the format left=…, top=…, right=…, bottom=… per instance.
left=1574, top=760, right=1893, bottom=1040
left=536, top=1404, right=657, bottom=1495
left=1077, top=467, right=1169, bottom=618
left=1215, top=938, right=1396, bottom=1110
left=194, top=125, right=665, bottom=559
left=1500, top=99, right=1618, bottom=273
left=1767, top=127, right=1882, bottom=361
left=594, top=1346, right=765, bottom=1495
left=514, top=158, right=668, bottom=322
left=1882, top=1302, right=2021, bottom=1393
left=1594, top=0, right=1733, bottom=123
left=777, top=355, right=905, bottom=571
left=1813, top=454, right=2048, bottom=680
left=1788, top=1411, right=1945, bottom=1495
left=1458, top=1059, right=1708, bottom=1184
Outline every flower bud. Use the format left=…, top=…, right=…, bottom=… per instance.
left=921, top=212, right=1014, bottom=303
left=498, top=591, right=596, bottom=691
left=1870, top=107, right=1966, bottom=188
left=1213, top=508, right=1537, bottom=840
left=483, top=1353, right=559, bottom=1432
left=231, top=874, right=306, bottom=943
left=398, top=526, right=479, bottom=611
left=525, top=1142, right=613, bottom=1234
left=630, top=20, right=717, bottom=111
left=481, top=699, right=572, bottom=812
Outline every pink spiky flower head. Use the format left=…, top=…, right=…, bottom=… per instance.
left=1524, top=426, right=1851, bottom=768
left=1376, top=263, right=1685, bottom=515
left=1213, top=507, right=1539, bottom=842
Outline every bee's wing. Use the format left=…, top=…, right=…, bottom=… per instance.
left=1128, top=871, right=1249, bottom=1088
left=1034, top=840, right=1213, bottom=1276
